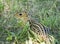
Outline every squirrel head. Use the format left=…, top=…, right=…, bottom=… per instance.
left=14, top=11, right=29, bottom=26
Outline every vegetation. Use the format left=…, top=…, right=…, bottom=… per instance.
left=0, top=0, right=60, bottom=44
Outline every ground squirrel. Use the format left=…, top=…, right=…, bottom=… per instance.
left=14, top=11, right=51, bottom=44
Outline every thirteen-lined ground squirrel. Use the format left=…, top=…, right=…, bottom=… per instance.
left=14, top=11, right=51, bottom=44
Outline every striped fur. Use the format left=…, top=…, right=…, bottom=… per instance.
left=29, top=19, right=51, bottom=44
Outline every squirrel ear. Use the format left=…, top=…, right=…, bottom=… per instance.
left=24, top=11, right=27, bottom=13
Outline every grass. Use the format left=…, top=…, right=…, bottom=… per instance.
left=0, top=0, right=60, bottom=44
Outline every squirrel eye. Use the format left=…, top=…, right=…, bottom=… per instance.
left=19, top=14, right=22, bottom=16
